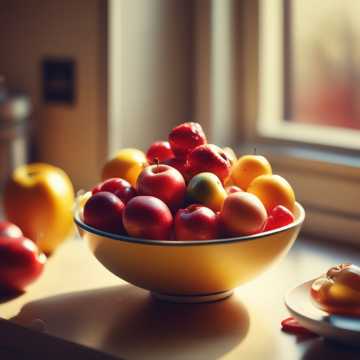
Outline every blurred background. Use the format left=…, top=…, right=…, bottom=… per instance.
left=0, top=0, right=209, bottom=191
left=1, top=0, right=360, bottom=243
left=287, top=0, right=360, bottom=129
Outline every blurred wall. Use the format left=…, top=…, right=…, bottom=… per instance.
left=0, top=0, right=107, bottom=190
left=0, top=0, right=196, bottom=189
left=108, top=0, right=242, bottom=153
left=108, top=0, right=195, bottom=155
left=0, top=0, right=243, bottom=190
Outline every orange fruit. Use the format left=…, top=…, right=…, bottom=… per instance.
left=102, top=148, right=147, bottom=187
left=231, top=155, right=272, bottom=190
left=247, top=174, right=295, bottom=213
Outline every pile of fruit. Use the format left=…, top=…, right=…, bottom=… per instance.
left=0, top=163, right=75, bottom=292
left=82, top=122, right=296, bottom=241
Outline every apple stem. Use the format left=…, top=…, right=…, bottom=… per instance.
left=254, top=147, right=257, bottom=155
left=154, top=158, right=160, bottom=167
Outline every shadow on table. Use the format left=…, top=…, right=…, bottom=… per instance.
left=303, top=338, right=360, bottom=360
left=11, top=284, right=249, bottom=359
left=0, top=288, right=24, bottom=304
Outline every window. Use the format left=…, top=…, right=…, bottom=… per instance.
left=288, top=1, right=360, bottom=131
left=253, top=0, right=360, bottom=243
left=258, top=0, right=360, bottom=150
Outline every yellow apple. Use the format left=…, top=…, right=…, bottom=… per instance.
left=247, top=174, right=296, bottom=213
left=231, top=154, right=272, bottom=190
left=3, top=163, right=75, bottom=254
left=101, top=148, right=148, bottom=187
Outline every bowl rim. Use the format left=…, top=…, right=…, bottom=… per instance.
left=74, top=202, right=305, bottom=247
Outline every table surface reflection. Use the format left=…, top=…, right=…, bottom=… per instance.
left=1, top=236, right=360, bottom=360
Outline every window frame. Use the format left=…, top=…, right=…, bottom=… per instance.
left=257, top=0, right=360, bottom=151
left=239, top=0, right=360, bottom=244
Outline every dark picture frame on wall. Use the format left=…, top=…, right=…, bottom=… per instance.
left=42, top=58, right=75, bottom=105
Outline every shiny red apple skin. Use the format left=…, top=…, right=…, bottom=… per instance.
left=175, top=204, right=219, bottom=241
left=163, top=157, right=190, bottom=182
left=146, top=141, right=174, bottom=163
left=216, top=212, right=229, bottom=239
left=0, top=235, right=46, bottom=291
left=188, top=144, right=232, bottom=183
left=123, top=196, right=173, bottom=240
left=264, top=205, right=295, bottom=231
left=92, top=178, right=136, bottom=204
left=136, top=164, right=186, bottom=212
left=0, top=221, right=23, bottom=238
left=83, top=191, right=125, bottom=234
left=168, top=122, right=207, bottom=158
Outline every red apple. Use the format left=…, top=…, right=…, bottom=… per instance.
left=123, top=196, right=173, bottom=240
left=163, top=157, right=190, bottom=182
left=264, top=205, right=295, bottom=231
left=168, top=122, right=207, bottom=158
left=146, top=141, right=174, bottom=163
left=225, top=185, right=244, bottom=194
left=188, top=144, right=232, bottom=183
left=0, top=235, right=46, bottom=291
left=0, top=221, right=23, bottom=238
left=92, top=178, right=136, bottom=204
left=83, top=192, right=125, bottom=234
left=175, top=204, right=218, bottom=240
left=136, top=164, right=186, bottom=212
left=216, top=211, right=229, bottom=239
left=220, top=192, right=267, bottom=236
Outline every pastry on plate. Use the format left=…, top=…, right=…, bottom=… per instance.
left=311, top=263, right=360, bottom=316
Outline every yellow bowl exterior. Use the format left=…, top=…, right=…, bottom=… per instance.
left=75, top=203, right=304, bottom=296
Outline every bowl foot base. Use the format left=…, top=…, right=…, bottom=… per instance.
left=151, top=289, right=233, bottom=303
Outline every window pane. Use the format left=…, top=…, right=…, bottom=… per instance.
left=288, top=0, right=360, bottom=130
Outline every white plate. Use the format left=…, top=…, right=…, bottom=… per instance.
left=285, top=280, right=360, bottom=346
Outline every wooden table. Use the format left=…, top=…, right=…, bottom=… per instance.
left=1, top=235, right=360, bottom=360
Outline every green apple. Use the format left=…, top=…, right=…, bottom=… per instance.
left=186, top=172, right=227, bottom=212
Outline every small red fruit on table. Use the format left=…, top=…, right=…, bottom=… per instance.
left=137, top=164, right=186, bottom=212
left=146, top=141, right=174, bottom=163
left=281, top=317, right=317, bottom=336
left=0, top=221, right=46, bottom=292
left=83, top=192, right=125, bottom=234
left=92, top=178, right=136, bottom=204
left=187, top=144, right=232, bottom=183
left=123, top=196, right=173, bottom=240
left=168, top=122, right=207, bottom=158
